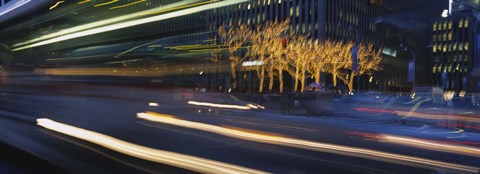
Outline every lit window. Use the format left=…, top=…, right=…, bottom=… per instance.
left=464, top=42, right=469, bottom=51
left=459, top=42, right=464, bottom=51
left=464, top=19, right=469, bottom=28
left=459, top=19, right=463, bottom=28
left=433, top=22, right=437, bottom=31
left=433, top=43, right=437, bottom=52
left=453, top=42, right=458, bottom=51
left=448, top=32, right=452, bottom=41
left=448, top=21, right=452, bottom=29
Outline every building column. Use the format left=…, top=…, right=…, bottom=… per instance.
left=1, top=0, right=4, bottom=6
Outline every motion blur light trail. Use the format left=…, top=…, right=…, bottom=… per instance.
left=347, top=132, right=480, bottom=157
left=395, top=111, right=480, bottom=123
left=0, top=0, right=31, bottom=16
left=36, top=118, right=267, bottom=174
left=188, top=101, right=252, bottom=110
left=13, top=0, right=203, bottom=48
left=137, top=112, right=479, bottom=173
left=13, top=0, right=248, bottom=51
left=109, top=0, right=146, bottom=10
left=355, top=107, right=480, bottom=123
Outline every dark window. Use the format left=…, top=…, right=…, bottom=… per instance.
left=369, top=0, right=383, bottom=7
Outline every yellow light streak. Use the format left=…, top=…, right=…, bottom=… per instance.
left=137, top=112, right=480, bottom=173
left=49, top=1, right=64, bottom=10
left=94, top=0, right=119, bottom=7
left=380, top=134, right=480, bottom=157
left=109, top=0, right=146, bottom=10
left=395, top=111, right=480, bottom=123
left=148, top=0, right=217, bottom=15
left=77, top=0, right=92, bottom=4
left=188, top=101, right=251, bottom=110
left=14, top=1, right=200, bottom=48
left=404, top=98, right=431, bottom=117
left=36, top=118, right=268, bottom=174
left=13, top=0, right=248, bottom=51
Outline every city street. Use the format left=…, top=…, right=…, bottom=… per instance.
left=0, top=74, right=479, bottom=173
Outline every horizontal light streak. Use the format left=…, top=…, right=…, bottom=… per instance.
left=13, top=0, right=247, bottom=51
left=380, top=135, right=480, bottom=157
left=0, top=0, right=31, bottom=17
left=109, top=0, right=146, bottom=10
left=395, top=111, right=480, bottom=123
left=13, top=0, right=204, bottom=48
left=149, top=102, right=159, bottom=107
left=188, top=101, right=251, bottom=110
left=37, top=118, right=267, bottom=174
left=137, top=112, right=479, bottom=173
left=77, top=0, right=92, bottom=4
left=94, top=0, right=119, bottom=7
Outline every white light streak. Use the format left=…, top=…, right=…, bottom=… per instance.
left=188, top=101, right=251, bottom=110
left=37, top=118, right=267, bottom=174
left=381, top=135, right=480, bottom=157
left=242, top=60, right=264, bottom=67
left=13, top=0, right=202, bottom=48
left=13, top=0, right=248, bottom=51
left=137, top=112, right=480, bottom=174
left=0, top=0, right=31, bottom=17
left=149, top=102, right=159, bottom=107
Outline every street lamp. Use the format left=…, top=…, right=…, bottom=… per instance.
left=400, top=44, right=433, bottom=92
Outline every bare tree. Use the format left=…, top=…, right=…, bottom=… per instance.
left=249, top=20, right=290, bottom=93
left=285, top=35, right=307, bottom=92
left=308, top=40, right=330, bottom=85
left=337, top=42, right=382, bottom=93
left=325, top=41, right=354, bottom=88
left=218, top=23, right=252, bottom=89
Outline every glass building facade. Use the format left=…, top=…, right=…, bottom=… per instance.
left=207, top=0, right=420, bottom=91
left=432, top=7, right=479, bottom=92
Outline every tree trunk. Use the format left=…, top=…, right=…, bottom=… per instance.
left=333, top=64, right=338, bottom=87
left=268, top=66, right=274, bottom=92
left=259, top=67, right=265, bottom=93
left=349, top=71, right=355, bottom=94
left=231, top=60, right=236, bottom=80
left=315, top=67, right=321, bottom=84
left=300, top=70, right=306, bottom=93
left=279, top=68, right=284, bottom=93
left=294, top=67, right=300, bottom=92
